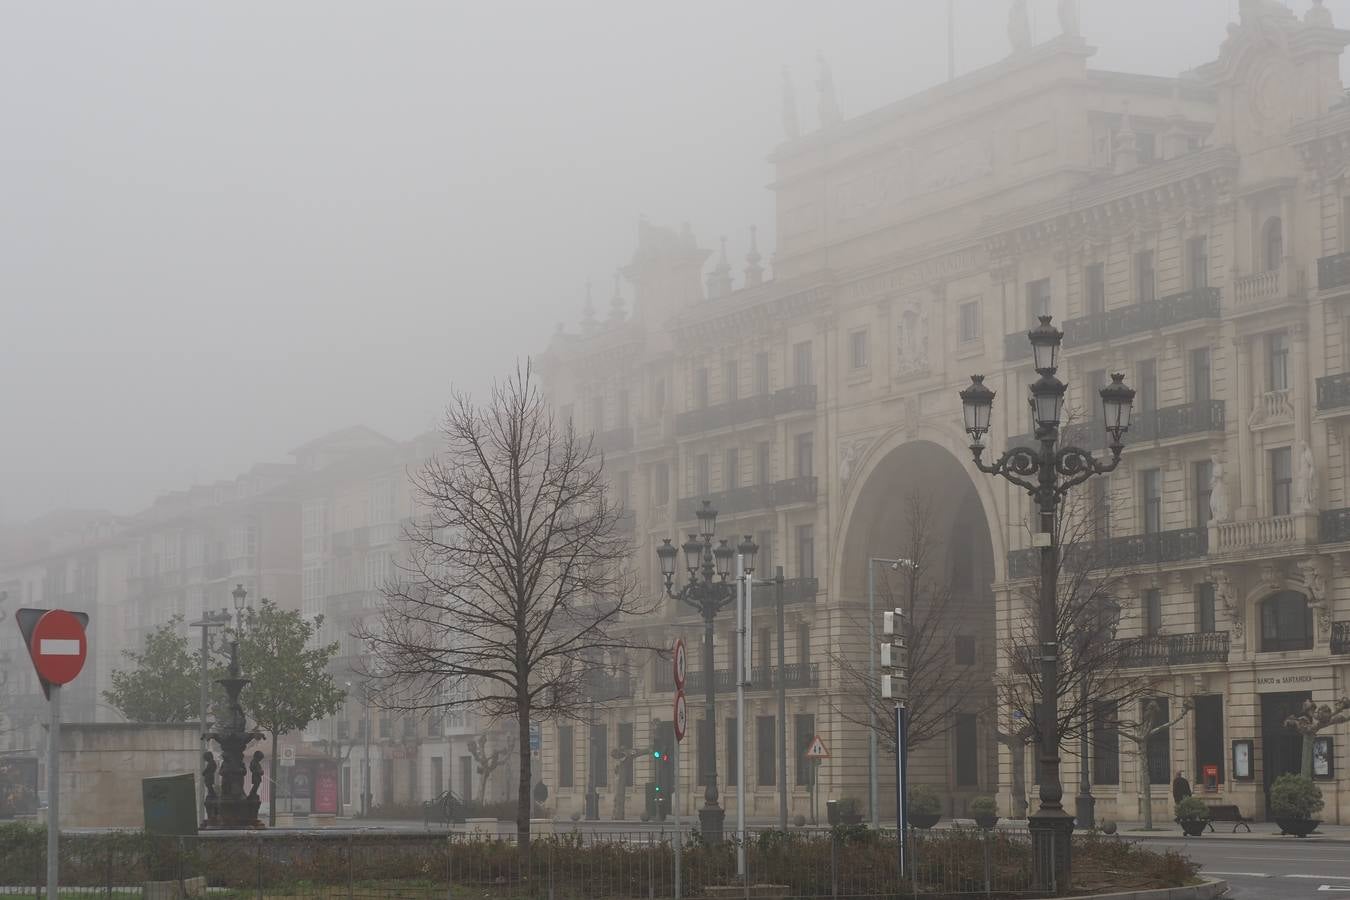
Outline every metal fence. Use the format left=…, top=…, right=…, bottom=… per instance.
left=0, top=826, right=1068, bottom=899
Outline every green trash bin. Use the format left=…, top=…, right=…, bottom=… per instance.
left=143, top=773, right=199, bottom=836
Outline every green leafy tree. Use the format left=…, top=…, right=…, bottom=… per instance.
left=234, top=599, right=345, bottom=827
left=103, top=615, right=201, bottom=723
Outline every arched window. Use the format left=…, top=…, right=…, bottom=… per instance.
left=1263, top=217, right=1284, bottom=272
left=1259, top=590, right=1313, bottom=652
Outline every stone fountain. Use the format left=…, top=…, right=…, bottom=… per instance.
left=201, top=640, right=265, bottom=829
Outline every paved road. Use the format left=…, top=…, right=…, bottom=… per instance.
left=1147, top=836, right=1350, bottom=898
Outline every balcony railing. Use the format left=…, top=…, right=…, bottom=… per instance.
left=1115, top=631, right=1230, bottom=668
left=1332, top=621, right=1350, bottom=655
left=1234, top=270, right=1282, bottom=307
left=585, top=672, right=635, bottom=702
left=1210, top=515, right=1303, bottom=554
left=205, top=560, right=231, bottom=579
left=1319, top=251, right=1350, bottom=291
left=1320, top=507, right=1350, bottom=544
left=1007, top=421, right=1107, bottom=453
left=675, top=476, right=817, bottom=521
left=594, top=427, right=634, bottom=454
left=674, top=386, right=817, bottom=437
left=656, top=662, right=819, bottom=693
left=1129, top=401, right=1225, bottom=443
left=1004, top=331, right=1033, bottom=362
left=1006, top=528, right=1208, bottom=580
left=1317, top=373, right=1350, bottom=412
left=1061, top=287, right=1219, bottom=347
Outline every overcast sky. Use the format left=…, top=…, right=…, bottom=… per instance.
left=1, top=1, right=1341, bottom=524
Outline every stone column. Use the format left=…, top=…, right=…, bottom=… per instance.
left=1233, top=334, right=1256, bottom=521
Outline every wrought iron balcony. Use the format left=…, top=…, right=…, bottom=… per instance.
left=1007, top=421, right=1106, bottom=453
left=1332, top=621, right=1350, bottom=655
left=1114, top=631, right=1230, bottom=668
left=1004, top=331, right=1033, bottom=363
left=205, top=560, right=231, bottom=579
left=655, top=662, right=819, bottom=693
left=1131, top=400, right=1226, bottom=442
left=1319, top=251, right=1350, bottom=291
left=674, top=386, right=817, bottom=437
left=675, top=476, right=817, bottom=520
left=1061, top=287, right=1219, bottom=348
left=594, top=427, right=634, bottom=454
left=1317, top=373, right=1350, bottom=412
left=1321, top=507, right=1350, bottom=544
left=1006, top=527, right=1208, bottom=580
left=777, top=577, right=818, bottom=606
left=585, top=671, right=635, bottom=702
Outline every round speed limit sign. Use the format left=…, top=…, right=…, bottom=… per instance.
left=673, top=639, right=687, bottom=689
left=674, top=690, right=687, bottom=742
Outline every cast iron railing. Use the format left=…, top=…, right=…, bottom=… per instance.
left=675, top=476, right=817, bottom=520
left=674, top=385, right=817, bottom=436
left=1332, top=621, right=1350, bottom=655
left=1004, top=331, right=1033, bottom=362
left=593, top=427, right=634, bottom=454
left=1060, top=286, right=1220, bottom=347
left=1317, top=373, right=1350, bottom=411
left=656, top=661, right=820, bottom=693
left=1114, top=631, right=1230, bottom=668
left=1319, top=251, right=1350, bottom=291
left=1006, top=528, right=1208, bottom=579
left=1319, top=507, right=1350, bottom=543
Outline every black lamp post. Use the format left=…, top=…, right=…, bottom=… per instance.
left=959, top=315, right=1134, bottom=891
left=232, top=584, right=250, bottom=633
left=656, top=501, right=757, bottom=843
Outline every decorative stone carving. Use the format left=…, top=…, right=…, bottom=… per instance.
left=1210, top=568, right=1243, bottom=640
left=895, top=300, right=930, bottom=377
left=839, top=441, right=858, bottom=488
left=1295, top=440, right=1318, bottom=513
left=1209, top=456, right=1231, bottom=523
left=1298, top=556, right=1332, bottom=634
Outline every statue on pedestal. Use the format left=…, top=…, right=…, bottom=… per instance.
left=202, top=640, right=266, bottom=829
left=202, top=752, right=218, bottom=802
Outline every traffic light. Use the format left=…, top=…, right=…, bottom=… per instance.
left=651, top=749, right=669, bottom=762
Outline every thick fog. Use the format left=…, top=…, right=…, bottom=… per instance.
left=1, top=1, right=1335, bottom=523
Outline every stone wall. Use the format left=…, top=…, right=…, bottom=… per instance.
left=59, top=722, right=201, bottom=828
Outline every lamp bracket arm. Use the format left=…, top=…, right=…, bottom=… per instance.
left=1053, top=445, right=1123, bottom=495
left=972, top=446, right=1040, bottom=494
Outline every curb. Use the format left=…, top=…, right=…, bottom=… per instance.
left=1059, top=876, right=1227, bottom=900
left=1119, top=829, right=1350, bottom=845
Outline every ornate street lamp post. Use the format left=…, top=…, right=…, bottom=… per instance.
left=232, top=583, right=250, bottom=633
left=958, top=316, right=1135, bottom=891
left=656, top=501, right=757, bottom=843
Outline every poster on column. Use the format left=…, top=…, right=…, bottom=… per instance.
left=313, top=762, right=340, bottom=814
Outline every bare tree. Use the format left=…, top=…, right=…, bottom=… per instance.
left=358, top=364, right=656, bottom=850
left=1117, top=696, right=1193, bottom=830
left=467, top=732, right=516, bottom=804
left=1285, top=697, right=1350, bottom=778
left=831, top=491, right=991, bottom=751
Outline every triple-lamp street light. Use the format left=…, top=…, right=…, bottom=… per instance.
left=656, top=500, right=757, bottom=844
left=958, top=315, right=1135, bottom=892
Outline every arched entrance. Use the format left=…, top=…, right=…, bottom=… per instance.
left=832, top=435, right=1001, bottom=818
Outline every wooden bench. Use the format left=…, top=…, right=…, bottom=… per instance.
left=1204, top=803, right=1254, bottom=832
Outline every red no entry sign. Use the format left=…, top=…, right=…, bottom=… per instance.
left=16, top=608, right=89, bottom=693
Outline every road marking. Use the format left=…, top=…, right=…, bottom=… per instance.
left=1290, top=875, right=1350, bottom=880
left=1206, top=871, right=1270, bottom=878
left=39, top=638, right=80, bottom=655
left=1317, top=886, right=1350, bottom=892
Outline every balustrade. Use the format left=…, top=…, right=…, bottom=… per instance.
left=1233, top=270, right=1281, bottom=307
left=1249, top=388, right=1294, bottom=428
left=1210, top=515, right=1300, bottom=553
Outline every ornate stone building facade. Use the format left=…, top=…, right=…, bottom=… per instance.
left=540, top=3, right=1350, bottom=824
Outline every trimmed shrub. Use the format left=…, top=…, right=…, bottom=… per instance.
left=908, top=785, right=941, bottom=816
left=1174, top=796, right=1210, bottom=821
left=1270, top=773, right=1324, bottom=819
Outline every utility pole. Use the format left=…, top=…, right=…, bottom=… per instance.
left=868, top=557, right=915, bottom=829
left=774, top=567, right=787, bottom=831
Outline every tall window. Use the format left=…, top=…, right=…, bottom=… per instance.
left=758, top=531, right=774, bottom=580
left=724, top=361, right=738, bottom=402
left=1145, top=698, right=1172, bottom=784
left=695, top=368, right=709, bottom=409
left=1135, top=250, right=1155, bottom=303
left=558, top=726, right=574, bottom=788
left=1137, top=359, right=1158, bottom=415
left=758, top=626, right=771, bottom=673
left=1092, top=700, right=1120, bottom=785
left=955, top=635, right=976, bottom=666
left=757, top=442, right=772, bottom=486
left=653, top=378, right=666, bottom=415
left=757, top=716, right=776, bottom=786
left=1260, top=591, right=1313, bottom=652
left=1193, top=695, right=1224, bottom=784
left=695, top=454, right=710, bottom=496
left=1026, top=278, right=1051, bottom=324
left=955, top=714, right=979, bottom=786
left=1087, top=369, right=1107, bottom=422
left=1263, top=217, right=1283, bottom=271
left=590, top=724, right=608, bottom=787
left=755, top=352, right=770, bottom=395
left=797, top=621, right=811, bottom=665
left=725, top=717, right=738, bottom=786
left=652, top=462, right=669, bottom=506
left=794, top=714, right=815, bottom=786
left=724, top=448, right=740, bottom=490
left=1267, top=331, right=1289, bottom=391
left=1190, top=348, right=1211, bottom=404
left=1090, top=477, right=1110, bottom=541
left=959, top=300, right=982, bottom=342
left=1194, top=459, right=1213, bottom=528
left=1143, top=588, right=1163, bottom=636
left=1195, top=582, right=1217, bottom=633
left=1270, top=447, right=1292, bottom=516
left=796, top=525, right=815, bottom=579
left=1136, top=131, right=1157, bottom=164
left=795, top=433, right=814, bottom=478
left=592, top=396, right=605, bottom=432
left=1141, top=468, right=1163, bottom=534
left=1085, top=263, right=1105, bottom=316
left=793, top=342, right=813, bottom=386
left=616, top=470, right=631, bottom=507
left=616, top=389, right=629, bottom=427
left=849, top=329, right=869, bottom=369
left=618, top=722, right=635, bottom=787
left=1187, top=236, right=1209, bottom=290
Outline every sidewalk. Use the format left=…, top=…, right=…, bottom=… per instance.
left=1104, top=819, right=1350, bottom=842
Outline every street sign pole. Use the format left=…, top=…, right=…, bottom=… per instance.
left=46, top=683, right=59, bottom=900
left=734, top=555, right=746, bottom=879
left=672, top=639, right=686, bottom=900
left=673, top=732, right=681, bottom=900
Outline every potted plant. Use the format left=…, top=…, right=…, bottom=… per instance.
left=1174, top=796, right=1211, bottom=837
left=1270, top=773, right=1323, bottom=837
left=838, top=797, right=864, bottom=825
left=907, top=785, right=942, bottom=829
left=969, top=796, right=999, bottom=829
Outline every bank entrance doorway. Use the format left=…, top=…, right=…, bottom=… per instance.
left=1260, top=691, right=1310, bottom=818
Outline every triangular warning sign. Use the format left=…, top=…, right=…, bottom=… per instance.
left=804, top=734, right=830, bottom=759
